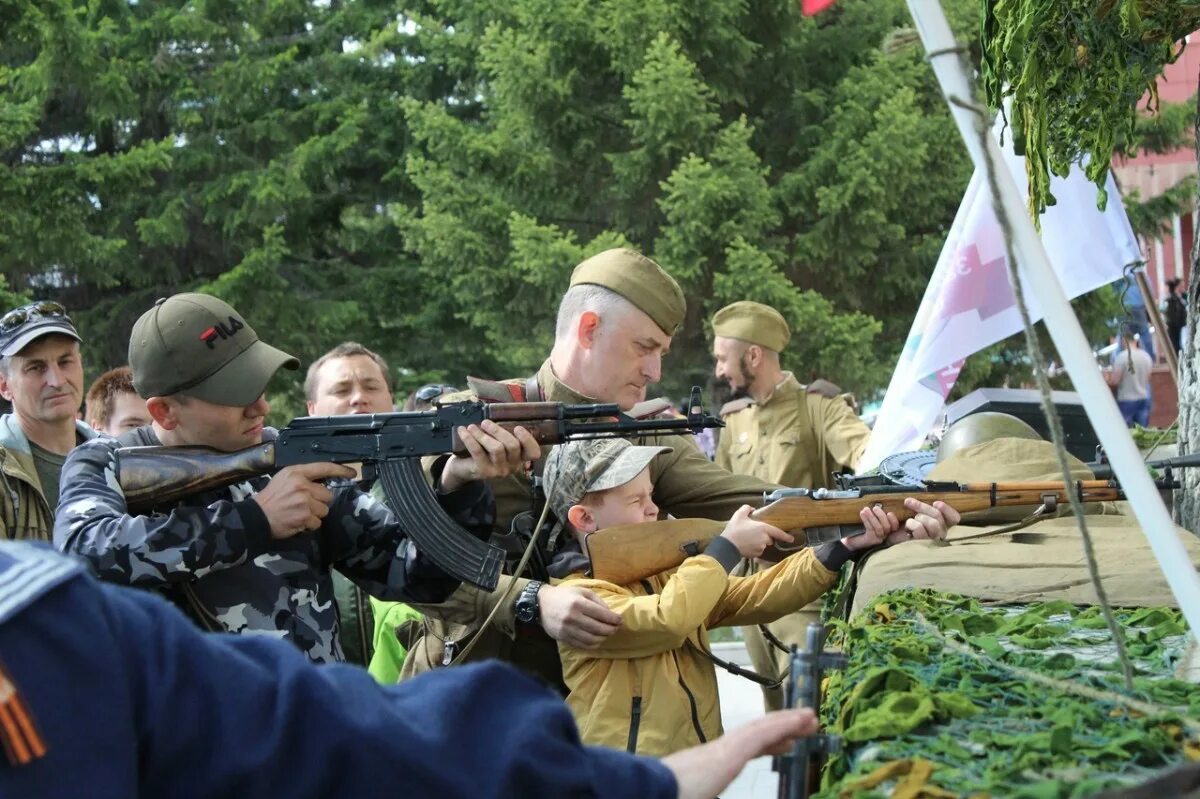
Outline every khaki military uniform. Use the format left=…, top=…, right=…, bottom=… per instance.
left=0, top=414, right=95, bottom=542
left=715, top=372, right=870, bottom=711
left=401, top=359, right=775, bottom=688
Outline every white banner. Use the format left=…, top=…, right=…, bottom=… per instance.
left=860, top=131, right=1143, bottom=470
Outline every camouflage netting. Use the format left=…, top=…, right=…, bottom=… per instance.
left=814, top=588, right=1200, bottom=799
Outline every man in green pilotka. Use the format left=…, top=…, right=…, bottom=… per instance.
left=711, top=300, right=872, bottom=711
left=402, top=249, right=957, bottom=693
left=0, top=301, right=96, bottom=541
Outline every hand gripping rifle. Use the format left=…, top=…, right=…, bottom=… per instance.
left=774, top=623, right=846, bottom=799
left=114, top=387, right=721, bottom=592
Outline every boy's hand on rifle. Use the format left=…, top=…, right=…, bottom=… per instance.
left=537, top=584, right=621, bottom=648
left=844, top=498, right=961, bottom=551
left=440, top=420, right=542, bottom=492
left=254, top=462, right=358, bottom=539
left=721, top=505, right=794, bottom=559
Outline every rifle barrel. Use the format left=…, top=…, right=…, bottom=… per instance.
left=1087, top=452, right=1200, bottom=480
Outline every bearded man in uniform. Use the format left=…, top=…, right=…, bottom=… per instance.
left=712, top=300, right=872, bottom=710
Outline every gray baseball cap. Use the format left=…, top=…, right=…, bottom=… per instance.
left=128, top=293, right=299, bottom=406
left=543, top=438, right=671, bottom=527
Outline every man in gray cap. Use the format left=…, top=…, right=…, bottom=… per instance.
left=0, top=301, right=96, bottom=541
left=403, top=250, right=961, bottom=690
left=54, top=293, right=538, bottom=663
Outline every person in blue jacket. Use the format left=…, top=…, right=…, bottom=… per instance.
left=0, top=540, right=818, bottom=799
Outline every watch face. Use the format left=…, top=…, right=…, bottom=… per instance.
left=516, top=600, right=536, bottom=623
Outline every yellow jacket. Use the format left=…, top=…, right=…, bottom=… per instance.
left=554, top=539, right=839, bottom=756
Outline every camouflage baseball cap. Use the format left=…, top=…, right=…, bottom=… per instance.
left=543, top=438, right=671, bottom=527
left=128, top=293, right=299, bottom=406
left=711, top=301, right=791, bottom=352
left=569, top=248, right=686, bottom=336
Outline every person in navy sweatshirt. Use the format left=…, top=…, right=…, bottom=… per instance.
left=0, top=540, right=817, bottom=799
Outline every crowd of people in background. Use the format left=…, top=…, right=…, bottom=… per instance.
left=0, top=250, right=961, bottom=799
left=4, top=252, right=1185, bottom=797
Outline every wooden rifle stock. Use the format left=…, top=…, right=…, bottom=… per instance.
left=118, top=442, right=277, bottom=513
left=586, top=481, right=1126, bottom=586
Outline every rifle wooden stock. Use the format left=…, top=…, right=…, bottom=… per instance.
left=586, top=481, right=1125, bottom=586
left=118, top=443, right=277, bottom=513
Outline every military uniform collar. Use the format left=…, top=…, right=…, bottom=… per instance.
left=536, top=360, right=600, bottom=405
left=758, top=372, right=802, bottom=407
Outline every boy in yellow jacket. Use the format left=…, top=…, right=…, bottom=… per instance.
left=542, top=437, right=918, bottom=757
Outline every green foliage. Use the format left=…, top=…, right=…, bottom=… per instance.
left=980, top=0, right=1200, bottom=217
left=1122, top=94, right=1196, bottom=157
left=399, top=0, right=982, bottom=400
left=5, top=0, right=1082, bottom=420
left=0, top=0, right=472, bottom=420
left=1118, top=96, right=1198, bottom=242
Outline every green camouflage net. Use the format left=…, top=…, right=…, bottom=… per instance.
left=815, top=588, right=1200, bottom=798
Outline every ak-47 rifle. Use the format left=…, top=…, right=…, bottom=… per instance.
left=584, top=475, right=1180, bottom=587
left=114, top=387, right=721, bottom=593
left=774, top=624, right=846, bottom=799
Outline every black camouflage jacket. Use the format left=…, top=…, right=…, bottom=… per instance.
left=53, top=427, right=493, bottom=663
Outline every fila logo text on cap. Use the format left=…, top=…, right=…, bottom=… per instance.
left=200, top=316, right=245, bottom=349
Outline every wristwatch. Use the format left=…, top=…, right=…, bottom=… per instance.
left=514, top=580, right=543, bottom=625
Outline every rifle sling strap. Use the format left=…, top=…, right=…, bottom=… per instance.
left=523, top=374, right=544, bottom=403
left=949, top=496, right=1060, bottom=543
left=759, top=622, right=792, bottom=656
left=686, top=639, right=782, bottom=689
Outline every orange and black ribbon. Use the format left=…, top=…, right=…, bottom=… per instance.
left=0, top=661, right=45, bottom=766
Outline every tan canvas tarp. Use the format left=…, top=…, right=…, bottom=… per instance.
left=848, top=438, right=1200, bottom=616
left=848, top=514, right=1200, bottom=617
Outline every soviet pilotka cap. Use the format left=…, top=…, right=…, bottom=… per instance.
left=543, top=437, right=672, bottom=529
left=569, top=248, right=686, bottom=336
left=711, top=300, right=791, bottom=353
left=0, top=301, right=81, bottom=357
left=128, top=293, right=299, bottom=406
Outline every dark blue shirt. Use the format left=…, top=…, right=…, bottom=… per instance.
left=0, top=541, right=677, bottom=799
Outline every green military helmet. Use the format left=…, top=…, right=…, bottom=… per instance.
left=938, top=412, right=1041, bottom=462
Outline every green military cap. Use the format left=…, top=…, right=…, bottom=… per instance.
left=711, top=301, right=791, bottom=352
left=570, top=248, right=686, bottom=336
left=129, top=293, right=299, bottom=406
left=543, top=438, right=671, bottom=528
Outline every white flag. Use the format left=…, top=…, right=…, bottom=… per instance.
left=860, top=129, right=1143, bottom=471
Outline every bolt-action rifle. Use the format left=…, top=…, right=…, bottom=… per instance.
left=584, top=474, right=1180, bottom=587
left=114, top=387, right=721, bottom=592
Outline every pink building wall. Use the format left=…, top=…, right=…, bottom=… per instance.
left=1111, top=38, right=1200, bottom=303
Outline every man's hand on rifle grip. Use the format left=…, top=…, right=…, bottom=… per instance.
left=253, top=462, right=357, bottom=539
left=439, top=420, right=542, bottom=492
